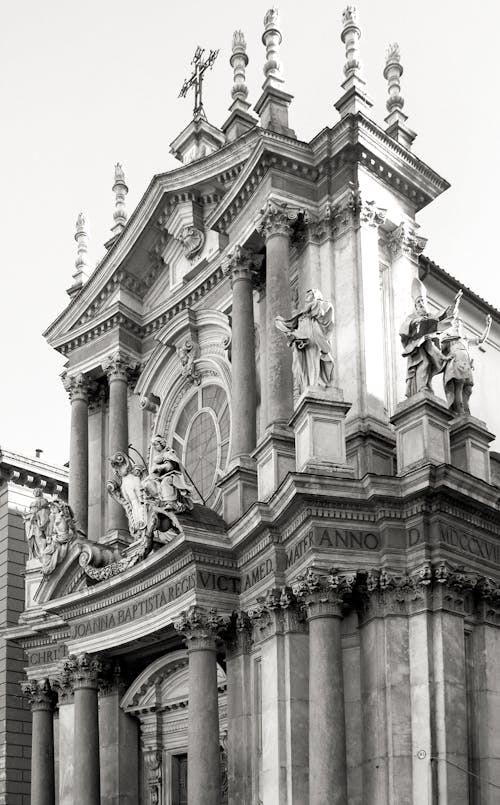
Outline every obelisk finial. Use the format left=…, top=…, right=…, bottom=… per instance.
left=68, top=212, right=89, bottom=298
left=112, top=163, right=128, bottom=235
left=222, top=30, right=258, bottom=141
left=383, top=44, right=416, bottom=149
left=334, top=6, right=373, bottom=118
left=254, top=9, right=296, bottom=138
left=262, top=8, right=283, bottom=86
left=231, top=31, right=250, bottom=107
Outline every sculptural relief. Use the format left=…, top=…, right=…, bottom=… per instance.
left=439, top=297, right=491, bottom=415
left=24, top=489, right=50, bottom=561
left=142, top=436, right=193, bottom=514
left=40, top=498, right=80, bottom=576
left=275, top=288, right=335, bottom=394
left=399, top=279, right=458, bottom=397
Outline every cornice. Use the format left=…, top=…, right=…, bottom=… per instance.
left=0, top=448, right=68, bottom=491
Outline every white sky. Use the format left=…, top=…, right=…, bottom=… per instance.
left=2, top=0, right=499, bottom=466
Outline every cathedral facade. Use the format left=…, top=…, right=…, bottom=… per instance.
left=6, top=7, right=500, bottom=805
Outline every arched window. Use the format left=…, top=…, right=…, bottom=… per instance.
left=171, top=383, right=230, bottom=508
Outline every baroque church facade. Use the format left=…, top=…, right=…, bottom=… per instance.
left=6, top=6, right=500, bottom=805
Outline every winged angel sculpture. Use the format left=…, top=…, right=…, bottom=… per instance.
left=78, top=438, right=193, bottom=581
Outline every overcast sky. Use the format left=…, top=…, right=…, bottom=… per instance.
left=2, top=0, right=499, bottom=466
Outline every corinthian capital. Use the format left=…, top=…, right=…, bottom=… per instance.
left=21, top=678, right=56, bottom=711
left=174, top=606, right=230, bottom=651
left=222, top=245, right=264, bottom=283
left=388, top=222, right=427, bottom=260
left=102, top=350, right=136, bottom=382
left=360, top=200, right=387, bottom=228
left=60, top=653, right=102, bottom=690
left=256, top=199, right=299, bottom=241
left=293, top=567, right=356, bottom=618
left=61, top=371, right=91, bottom=402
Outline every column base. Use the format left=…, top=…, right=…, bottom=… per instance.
left=218, top=457, right=258, bottom=525
left=449, top=414, right=495, bottom=483
left=346, top=416, right=396, bottom=477
left=289, top=386, right=352, bottom=474
left=391, top=390, right=453, bottom=475
left=253, top=425, right=296, bottom=501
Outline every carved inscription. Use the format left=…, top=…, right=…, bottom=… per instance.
left=285, top=527, right=380, bottom=569
left=439, top=524, right=500, bottom=564
left=69, top=569, right=239, bottom=639
left=241, top=558, right=274, bottom=592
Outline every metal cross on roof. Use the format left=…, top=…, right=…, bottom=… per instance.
left=179, top=46, right=219, bottom=119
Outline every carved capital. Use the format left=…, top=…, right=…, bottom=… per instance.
left=388, top=222, right=427, bottom=260
left=256, top=199, right=299, bottom=241
left=222, top=611, right=253, bottom=658
left=103, top=350, right=138, bottom=383
left=222, top=245, right=263, bottom=285
left=293, top=567, right=355, bottom=619
left=174, top=606, right=230, bottom=651
left=98, top=661, right=126, bottom=697
left=60, top=653, right=102, bottom=690
left=360, top=201, right=387, bottom=228
left=61, top=371, right=93, bottom=403
left=21, top=678, right=56, bottom=711
left=248, top=586, right=307, bottom=642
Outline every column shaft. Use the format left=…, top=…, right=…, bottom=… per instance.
left=187, top=645, right=220, bottom=805
left=265, top=231, right=293, bottom=426
left=107, top=374, right=129, bottom=532
left=74, top=686, right=100, bottom=805
left=231, top=272, right=256, bottom=459
left=309, top=614, right=347, bottom=805
left=69, top=395, right=89, bottom=533
left=31, top=706, right=55, bottom=805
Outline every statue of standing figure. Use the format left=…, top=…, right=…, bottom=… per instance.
left=275, top=288, right=335, bottom=394
left=24, top=488, right=50, bottom=561
left=399, top=279, right=459, bottom=397
left=439, top=301, right=492, bottom=415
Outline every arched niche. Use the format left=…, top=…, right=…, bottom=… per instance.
left=121, top=650, right=227, bottom=805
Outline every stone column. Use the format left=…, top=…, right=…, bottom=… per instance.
left=224, top=246, right=259, bottom=461
left=64, top=654, right=102, bottom=805
left=175, top=607, right=226, bottom=805
left=22, top=679, right=56, bottom=805
left=62, top=372, right=90, bottom=534
left=224, top=613, right=253, bottom=805
left=256, top=199, right=296, bottom=428
left=253, top=200, right=298, bottom=500
left=294, top=569, right=352, bottom=805
left=103, top=351, right=132, bottom=534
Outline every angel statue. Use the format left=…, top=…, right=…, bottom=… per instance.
left=438, top=297, right=492, bottom=415
left=24, top=488, right=50, bottom=561
left=399, top=279, right=460, bottom=397
left=275, top=288, right=335, bottom=394
left=142, top=436, right=193, bottom=512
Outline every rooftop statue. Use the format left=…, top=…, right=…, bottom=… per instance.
left=275, top=288, right=335, bottom=394
left=439, top=297, right=492, bottom=415
left=399, top=279, right=459, bottom=397
left=24, top=488, right=50, bottom=561
left=142, top=436, right=193, bottom=513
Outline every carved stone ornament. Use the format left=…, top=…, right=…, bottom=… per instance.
left=21, top=678, right=56, bottom=711
left=388, top=222, right=427, bottom=260
left=38, top=497, right=81, bottom=576
left=293, top=567, right=356, bottom=618
left=178, top=224, right=205, bottom=259
left=256, top=199, right=300, bottom=241
left=24, top=488, right=50, bottom=561
left=174, top=606, right=230, bottom=650
left=248, top=586, right=307, bottom=641
left=144, top=750, right=162, bottom=805
left=177, top=338, right=201, bottom=385
left=61, top=371, right=93, bottom=402
left=60, top=653, right=102, bottom=690
left=78, top=438, right=193, bottom=581
left=102, top=350, right=139, bottom=383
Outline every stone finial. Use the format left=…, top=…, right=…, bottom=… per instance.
left=68, top=212, right=89, bottom=297
left=262, top=8, right=283, bottom=86
left=112, top=162, right=128, bottom=235
left=341, top=5, right=363, bottom=80
left=383, top=44, right=416, bottom=149
left=334, top=6, right=373, bottom=118
left=230, top=30, right=249, bottom=107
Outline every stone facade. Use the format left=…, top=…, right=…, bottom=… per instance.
left=3, top=6, right=500, bottom=805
